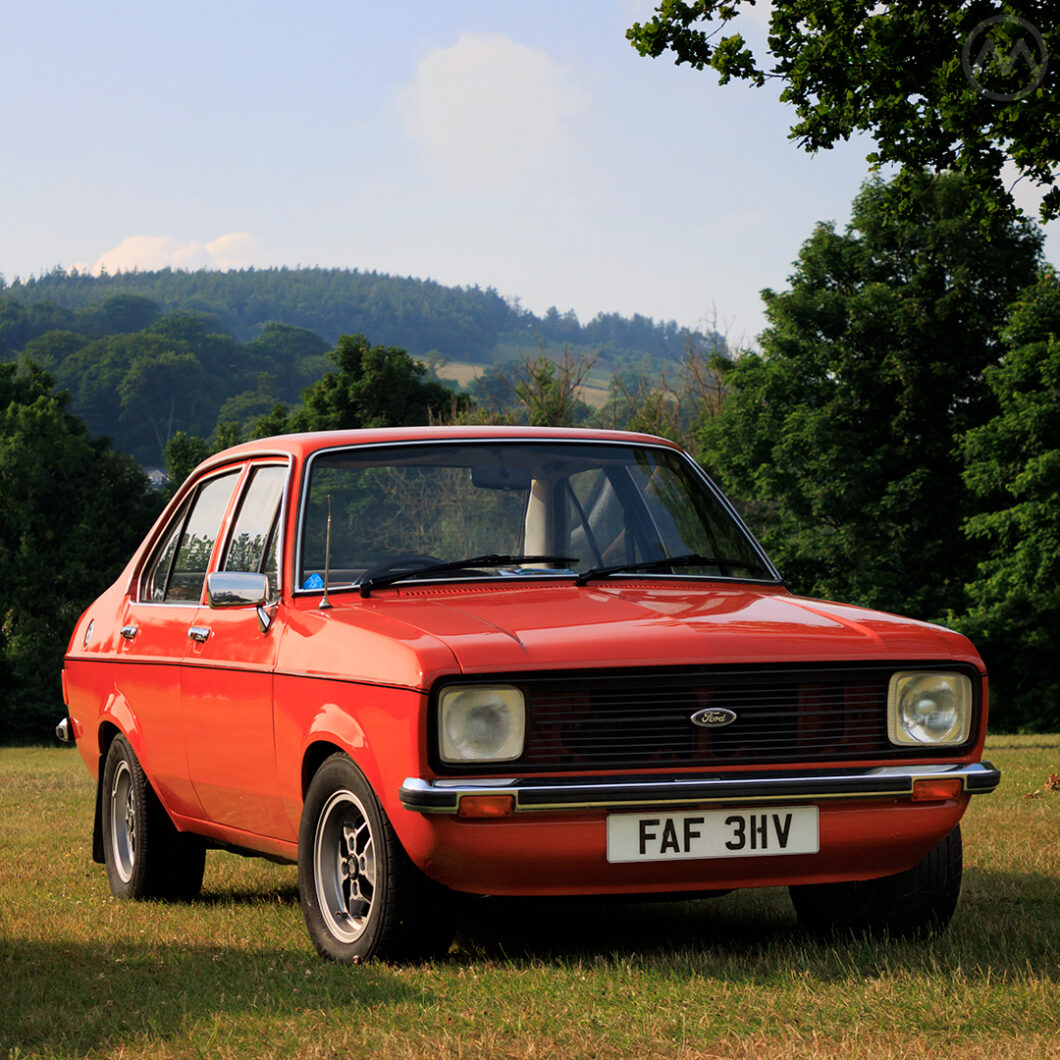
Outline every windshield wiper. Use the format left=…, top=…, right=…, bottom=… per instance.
left=359, top=554, right=578, bottom=597
left=574, top=553, right=770, bottom=586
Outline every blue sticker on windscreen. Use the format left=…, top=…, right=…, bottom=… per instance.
left=303, top=573, right=324, bottom=590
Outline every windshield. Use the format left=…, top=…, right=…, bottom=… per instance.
left=297, top=441, right=775, bottom=592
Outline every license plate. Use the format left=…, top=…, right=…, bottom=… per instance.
left=606, top=806, right=819, bottom=863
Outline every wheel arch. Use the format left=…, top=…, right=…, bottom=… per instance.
left=301, top=739, right=349, bottom=799
left=298, top=702, right=391, bottom=805
left=91, top=720, right=125, bottom=864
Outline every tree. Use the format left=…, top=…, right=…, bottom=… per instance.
left=956, top=272, right=1060, bottom=730
left=511, top=354, right=594, bottom=427
left=0, top=362, right=160, bottom=741
left=162, top=430, right=212, bottom=492
left=119, top=348, right=211, bottom=459
left=458, top=352, right=595, bottom=427
left=242, top=322, right=329, bottom=404
left=697, top=173, right=1041, bottom=623
left=598, top=333, right=729, bottom=447
left=262, top=333, right=464, bottom=434
left=628, top=2, right=1059, bottom=220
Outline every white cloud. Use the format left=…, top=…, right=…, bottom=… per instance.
left=92, top=232, right=260, bottom=274
left=396, top=33, right=587, bottom=190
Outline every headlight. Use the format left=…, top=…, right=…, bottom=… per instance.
left=888, top=672, right=972, bottom=746
left=438, top=685, right=525, bottom=764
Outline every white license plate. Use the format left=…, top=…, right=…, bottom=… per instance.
left=606, top=806, right=819, bottom=863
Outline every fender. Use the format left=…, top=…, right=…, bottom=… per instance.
left=300, top=701, right=375, bottom=793
left=294, top=696, right=447, bottom=879
left=97, top=692, right=144, bottom=761
left=274, top=674, right=428, bottom=844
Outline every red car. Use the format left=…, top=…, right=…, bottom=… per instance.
left=59, top=426, right=999, bottom=961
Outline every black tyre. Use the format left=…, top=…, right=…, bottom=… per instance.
left=101, top=734, right=206, bottom=901
left=790, top=825, right=962, bottom=939
left=298, top=753, right=455, bottom=962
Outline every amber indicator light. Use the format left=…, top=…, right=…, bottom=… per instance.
left=911, top=778, right=963, bottom=802
left=457, top=795, right=515, bottom=818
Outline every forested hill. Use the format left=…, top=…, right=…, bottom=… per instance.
left=1, top=266, right=709, bottom=365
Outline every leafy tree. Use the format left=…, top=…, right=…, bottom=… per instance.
left=0, top=362, right=159, bottom=741
left=956, top=272, right=1060, bottom=730
left=243, top=322, right=329, bottom=403
left=214, top=374, right=284, bottom=433
left=91, top=294, right=161, bottom=335
left=458, top=354, right=595, bottom=427
left=20, top=330, right=89, bottom=372
left=697, top=173, right=1041, bottom=622
left=53, top=333, right=219, bottom=463
left=263, top=333, right=464, bottom=433
left=598, top=337, right=728, bottom=447
left=628, top=2, right=1059, bottom=219
left=0, top=297, right=75, bottom=359
left=511, top=354, right=594, bottom=427
left=161, top=422, right=242, bottom=493
left=119, top=347, right=212, bottom=459
left=162, top=430, right=212, bottom=491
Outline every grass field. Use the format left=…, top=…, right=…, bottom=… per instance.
left=1, top=738, right=1058, bottom=1059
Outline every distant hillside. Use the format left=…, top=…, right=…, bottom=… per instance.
left=0, top=267, right=724, bottom=465
left=3, top=266, right=716, bottom=366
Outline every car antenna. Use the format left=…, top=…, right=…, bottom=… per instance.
left=320, top=494, right=333, bottom=610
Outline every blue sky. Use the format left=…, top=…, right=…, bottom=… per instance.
left=3, top=1, right=1056, bottom=347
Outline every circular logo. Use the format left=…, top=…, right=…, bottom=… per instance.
left=963, top=15, right=1048, bottom=101
left=690, top=707, right=737, bottom=729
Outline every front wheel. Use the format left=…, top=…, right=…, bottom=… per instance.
left=298, top=753, right=455, bottom=962
left=101, top=734, right=206, bottom=901
left=789, top=825, right=963, bottom=939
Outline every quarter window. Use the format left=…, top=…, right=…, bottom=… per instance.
left=143, top=499, right=189, bottom=603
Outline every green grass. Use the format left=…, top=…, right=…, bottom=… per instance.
left=2, top=739, right=1058, bottom=1059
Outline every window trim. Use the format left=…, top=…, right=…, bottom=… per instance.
left=217, top=460, right=292, bottom=601
left=136, top=466, right=243, bottom=605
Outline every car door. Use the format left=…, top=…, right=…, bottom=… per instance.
left=116, top=469, right=241, bottom=819
left=181, top=462, right=293, bottom=840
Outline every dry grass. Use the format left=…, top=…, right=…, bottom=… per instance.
left=1, top=737, right=1058, bottom=1059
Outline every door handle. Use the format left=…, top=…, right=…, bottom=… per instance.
left=187, top=626, right=211, bottom=643
left=120, top=625, right=138, bottom=640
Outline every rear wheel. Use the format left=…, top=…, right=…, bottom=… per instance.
left=101, top=734, right=206, bottom=901
left=789, top=825, right=962, bottom=939
left=298, top=753, right=455, bottom=962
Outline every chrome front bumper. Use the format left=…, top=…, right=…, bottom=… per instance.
left=399, top=761, right=1001, bottom=815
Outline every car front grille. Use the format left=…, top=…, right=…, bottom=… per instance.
left=435, top=664, right=978, bottom=773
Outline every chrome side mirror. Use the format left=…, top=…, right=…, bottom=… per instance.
left=206, top=571, right=273, bottom=632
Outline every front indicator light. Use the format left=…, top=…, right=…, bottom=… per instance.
left=458, top=795, right=515, bottom=818
left=888, top=672, right=972, bottom=746
left=912, top=778, right=964, bottom=802
left=439, top=685, right=525, bottom=763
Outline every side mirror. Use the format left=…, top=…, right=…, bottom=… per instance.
left=207, top=571, right=269, bottom=609
left=206, top=571, right=273, bottom=633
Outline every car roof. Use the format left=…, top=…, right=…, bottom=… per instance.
left=192, top=425, right=682, bottom=477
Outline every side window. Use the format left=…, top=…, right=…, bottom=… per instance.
left=222, top=465, right=287, bottom=599
left=163, top=472, right=240, bottom=603
left=142, top=498, right=191, bottom=602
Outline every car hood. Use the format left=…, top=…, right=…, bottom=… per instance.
left=316, top=580, right=978, bottom=685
